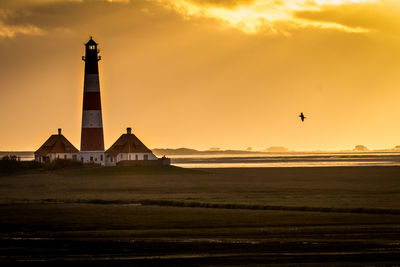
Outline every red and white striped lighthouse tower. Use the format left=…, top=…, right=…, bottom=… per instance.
left=80, top=37, right=105, bottom=154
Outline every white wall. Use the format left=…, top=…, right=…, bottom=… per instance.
left=78, top=151, right=106, bottom=166
left=35, top=153, right=79, bottom=163
left=117, top=153, right=158, bottom=162
left=105, top=154, right=117, bottom=166
left=103, top=152, right=158, bottom=166
left=35, top=151, right=157, bottom=167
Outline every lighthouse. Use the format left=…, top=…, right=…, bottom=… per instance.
left=80, top=37, right=105, bottom=164
left=34, top=37, right=169, bottom=167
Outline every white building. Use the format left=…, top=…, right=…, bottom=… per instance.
left=104, top=128, right=158, bottom=166
left=35, top=128, right=169, bottom=167
left=34, top=129, right=79, bottom=163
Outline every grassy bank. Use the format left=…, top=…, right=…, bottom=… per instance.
left=1, top=166, right=399, bottom=209
left=0, top=166, right=399, bottom=265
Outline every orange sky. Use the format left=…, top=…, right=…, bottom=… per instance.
left=0, top=0, right=400, bottom=151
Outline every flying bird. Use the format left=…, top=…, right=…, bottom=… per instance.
left=299, top=112, right=306, bottom=122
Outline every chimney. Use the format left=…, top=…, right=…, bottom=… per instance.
left=127, top=127, right=132, bottom=135
left=58, top=128, right=62, bottom=135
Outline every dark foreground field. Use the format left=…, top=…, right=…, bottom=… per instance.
left=0, top=166, right=399, bottom=266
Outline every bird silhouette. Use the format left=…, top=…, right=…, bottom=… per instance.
left=299, top=112, right=306, bottom=122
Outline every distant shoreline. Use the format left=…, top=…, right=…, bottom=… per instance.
left=2, top=150, right=400, bottom=168
left=2, top=149, right=400, bottom=157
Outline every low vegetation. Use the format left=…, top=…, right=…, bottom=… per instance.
left=43, top=158, right=84, bottom=170
left=54, top=164, right=204, bottom=176
left=0, top=157, right=202, bottom=176
left=0, top=157, right=86, bottom=175
left=0, top=156, right=41, bottom=175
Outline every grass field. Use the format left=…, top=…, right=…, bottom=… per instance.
left=0, top=166, right=399, bottom=265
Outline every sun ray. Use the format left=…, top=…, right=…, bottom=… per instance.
left=158, top=0, right=379, bottom=34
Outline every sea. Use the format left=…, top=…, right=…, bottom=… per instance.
left=170, top=152, right=400, bottom=168
left=2, top=151, right=400, bottom=168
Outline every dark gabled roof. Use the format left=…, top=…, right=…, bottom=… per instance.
left=85, top=36, right=97, bottom=46
left=35, top=134, right=79, bottom=157
left=106, top=133, right=152, bottom=157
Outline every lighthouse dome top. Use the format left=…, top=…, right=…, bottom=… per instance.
left=85, top=36, right=98, bottom=47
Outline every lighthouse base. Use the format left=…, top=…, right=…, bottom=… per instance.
left=79, top=151, right=105, bottom=166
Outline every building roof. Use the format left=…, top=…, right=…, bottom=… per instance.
left=106, top=130, right=153, bottom=157
left=85, top=36, right=98, bottom=46
left=35, top=132, right=79, bottom=157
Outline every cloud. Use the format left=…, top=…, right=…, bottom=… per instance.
left=188, top=0, right=255, bottom=8
left=295, top=1, right=400, bottom=36
left=0, top=0, right=134, bottom=38
left=157, top=0, right=381, bottom=35
left=1, top=0, right=396, bottom=39
left=0, top=22, right=45, bottom=38
left=0, top=8, right=46, bottom=38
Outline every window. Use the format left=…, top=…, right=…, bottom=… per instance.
left=64, top=155, right=67, bottom=160
left=90, top=156, right=93, bottom=162
left=81, top=157, right=84, bottom=162
left=135, top=155, right=138, bottom=160
left=95, top=158, right=97, bottom=161
left=110, top=157, right=113, bottom=163
left=100, top=155, right=103, bottom=161
left=89, top=45, right=96, bottom=50
left=129, top=154, right=131, bottom=160
left=144, top=154, right=148, bottom=160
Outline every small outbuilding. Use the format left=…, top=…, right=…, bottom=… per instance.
left=105, top=128, right=166, bottom=166
left=34, top=129, right=79, bottom=163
